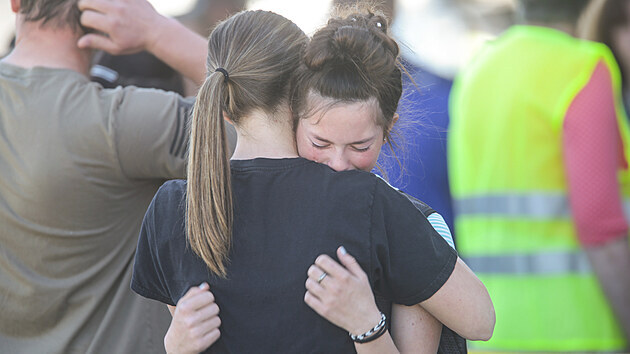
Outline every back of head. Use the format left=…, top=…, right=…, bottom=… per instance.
left=182, top=0, right=249, bottom=34
left=290, top=3, right=402, bottom=141
left=205, top=10, right=307, bottom=123
left=191, top=0, right=248, bottom=14
left=187, top=10, right=307, bottom=277
left=18, top=0, right=81, bottom=31
left=517, top=0, right=590, bottom=25
left=579, top=0, right=630, bottom=81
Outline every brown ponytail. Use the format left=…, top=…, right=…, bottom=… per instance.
left=187, top=73, right=233, bottom=277
left=187, top=10, right=307, bottom=277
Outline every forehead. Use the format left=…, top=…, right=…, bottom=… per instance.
left=305, top=93, right=381, bottom=125
left=301, top=95, right=383, bottom=140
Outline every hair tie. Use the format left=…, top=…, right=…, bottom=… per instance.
left=215, top=67, right=229, bottom=83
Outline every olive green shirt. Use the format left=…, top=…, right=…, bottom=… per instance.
left=0, top=62, right=198, bottom=353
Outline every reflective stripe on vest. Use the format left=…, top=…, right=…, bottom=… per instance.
left=455, top=194, right=630, bottom=221
left=462, top=250, right=591, bottom=275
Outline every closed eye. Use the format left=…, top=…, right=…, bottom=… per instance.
left=311, top=141, right=329, bottom=149
left=353, top=145, right=371, bottom=152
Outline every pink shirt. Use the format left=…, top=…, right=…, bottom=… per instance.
left=563, top=60, right=629, bottom=245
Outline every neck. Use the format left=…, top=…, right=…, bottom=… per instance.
left=2, top=17, right=92, bottom=75
left=231, top=108, right=299, bottom=160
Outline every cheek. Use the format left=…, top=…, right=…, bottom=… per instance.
left=298, top=146, right=318, bottom=162
left=296, top=136, right=321, bottom=162
left=350, top=150, right=381, bottom=172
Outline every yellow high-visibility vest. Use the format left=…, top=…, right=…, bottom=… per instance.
left=449, top=25, right=629, bottom=351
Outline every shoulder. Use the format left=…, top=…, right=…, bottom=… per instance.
left=156, top=179, right=187, bottom=199
left=372, top=175, right=436, bottom=215
left=373, top=175, right=414, bottom=204
left=95, top=84, right=192, bottom=115
left=147, top=180, right=187, bottom=224
left=399, top=191, right=436, bottom=217
left=142, top=180, right=187, bottom=248
left=154, top=180, right=187, bottom=210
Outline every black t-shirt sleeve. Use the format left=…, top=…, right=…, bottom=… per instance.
left=131, top=181, right=183, bottom=306
left=370, top=178, right=457, bottom=306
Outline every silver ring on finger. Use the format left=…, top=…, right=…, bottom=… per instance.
left=317, top=271, right=328, bottom=284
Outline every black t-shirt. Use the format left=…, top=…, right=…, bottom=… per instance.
left=132, top=157, right=457, bottom=353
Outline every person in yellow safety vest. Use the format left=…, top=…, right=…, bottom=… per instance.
left=448, top=0, right=630, bottom=351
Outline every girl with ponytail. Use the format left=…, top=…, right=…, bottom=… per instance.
left=132, top=6, right=493, bottom=354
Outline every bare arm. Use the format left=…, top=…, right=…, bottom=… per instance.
left=420, top=257, right=495, bottom=341
left=77, top=0, right=207, bottom=86
left=391, top=304, right=441, bottom=354
left=585, top=236, right=630, bottom=342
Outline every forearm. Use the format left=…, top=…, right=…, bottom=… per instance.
left=421, top=257, right=495, bottom=341
left=584, top=235, right=630, bottom=342
left=390, top=304, right=441, bottom=353
left=146, top=16, right=207, bottom=86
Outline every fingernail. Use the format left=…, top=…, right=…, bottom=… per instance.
left=199, top=282, right=209, bottom=290
left=339, top=246, right=347, bottom=255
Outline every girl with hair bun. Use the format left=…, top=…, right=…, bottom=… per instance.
left=291, top=5, right=494, bottom=353
left=133, top=6, right=494, bottom=354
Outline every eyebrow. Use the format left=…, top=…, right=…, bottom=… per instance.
left=312, top=134, right=374, bottom=145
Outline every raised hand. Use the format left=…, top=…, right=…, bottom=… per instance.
left=77, top=0, right=165, bottom=55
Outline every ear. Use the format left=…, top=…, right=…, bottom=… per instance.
left=387, top=113, right=399, bottom=133
left=222, top=112, right=233, bottom=125
left=11, top=0, right=20, bottom=13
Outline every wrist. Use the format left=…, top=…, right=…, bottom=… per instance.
left=163, top=329, right=175, bottom=354
left=145, top=14, right=172, bottom=53
left=349, top=309, right=384, bottom=337
left=349, top=312, right=388, bottom=344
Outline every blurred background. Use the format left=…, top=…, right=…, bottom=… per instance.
left=0, top=0, right=517, bottom=77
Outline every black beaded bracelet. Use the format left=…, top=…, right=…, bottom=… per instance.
left=349, top=312, right=388, bottom=344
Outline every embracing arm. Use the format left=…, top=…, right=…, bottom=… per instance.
left=77, top=0, right=207, bottom=86
left=419, top=257, right=495, bottom=341
left=304, top=247, right=442, bottom=354
left=390, top=304, right=441, bottom=353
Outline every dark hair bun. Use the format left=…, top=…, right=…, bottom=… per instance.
left=291, top=6, right=403, bottom=125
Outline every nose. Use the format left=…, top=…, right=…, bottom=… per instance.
left=327, top=153, right=352, bottom=171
